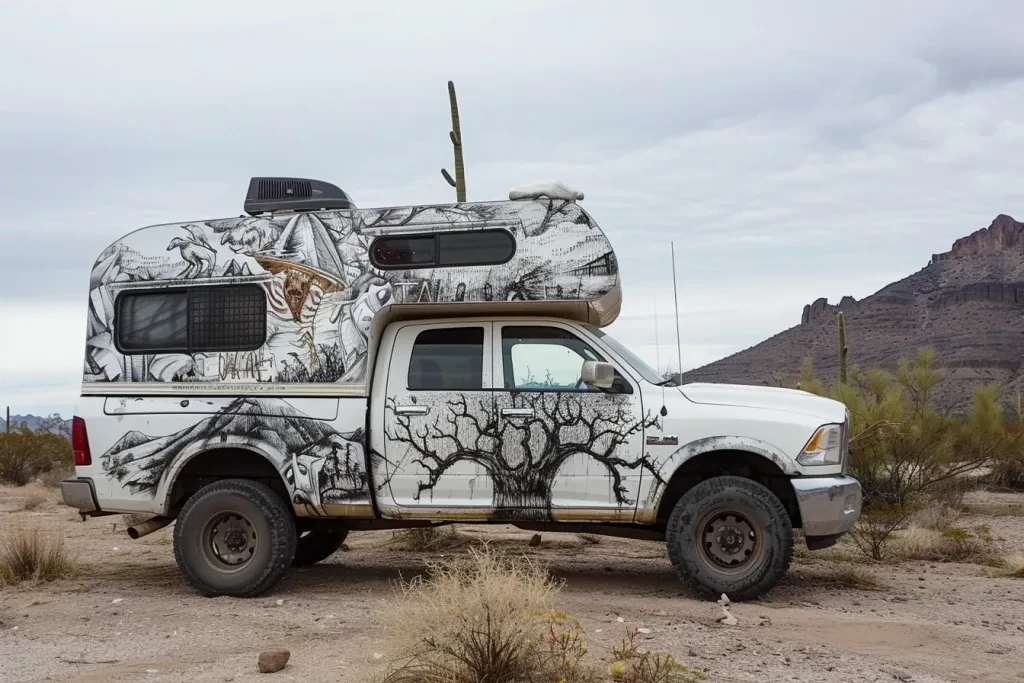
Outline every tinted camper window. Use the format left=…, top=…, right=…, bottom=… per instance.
left=438, top=231, right=515, bottom=266
left=118, top=291, right=189, bottom=352
left=117, top=284, right=266, bottom=354
left=371, top=230, right=515, bottom=269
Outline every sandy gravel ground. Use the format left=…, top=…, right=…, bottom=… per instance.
left=1, top=485, right=1023, bottom=683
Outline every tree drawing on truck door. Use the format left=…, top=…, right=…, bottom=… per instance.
left=98, top=398, right=370, bottom=515
left=84, top=199, right=618, bottom=386
left=384, top=392, right=663, bottom=520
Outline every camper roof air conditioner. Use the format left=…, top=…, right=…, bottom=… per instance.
left=244, top=177, right=356, bottom=216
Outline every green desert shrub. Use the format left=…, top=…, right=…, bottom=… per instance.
left=0, top=426, right=73, bottom=486
left=799, top=346, right=1023, bottom=562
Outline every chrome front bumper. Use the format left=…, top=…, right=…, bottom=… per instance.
left=791, top=475, right=861, bottom=539
left=61, top=478, right=99, bottom=513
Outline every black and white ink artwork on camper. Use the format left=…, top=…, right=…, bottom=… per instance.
left=84, top=199, right=618, bottom=386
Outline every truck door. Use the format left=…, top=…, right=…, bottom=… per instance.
left=379, top=321, right=497, bottom=513
left=490, top=322, right=654, bottom=521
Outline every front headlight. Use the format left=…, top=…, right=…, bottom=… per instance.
left=797, top=423, right=844, bottom=466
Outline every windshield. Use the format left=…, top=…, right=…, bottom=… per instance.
left=582, top=324, right=674, bottom=386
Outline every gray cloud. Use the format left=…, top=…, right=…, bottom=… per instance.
left=2, top=0, right=1024, bottom=413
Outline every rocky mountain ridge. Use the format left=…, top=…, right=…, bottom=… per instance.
left=1, top=414, right=70, bottom=434
left=681, top=214, right=1024, bottom=411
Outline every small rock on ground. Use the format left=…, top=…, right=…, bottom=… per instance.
left=258, top=648, right=290, bottom=673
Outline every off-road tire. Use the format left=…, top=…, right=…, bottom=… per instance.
left=292, top=530, right=348, bottom=567
left=173, top=478, right=297, bottom=597
left=666, top=475, right=793, bottom=602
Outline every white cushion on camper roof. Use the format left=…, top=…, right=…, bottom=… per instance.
left=508, top=181, right=584, bottom=201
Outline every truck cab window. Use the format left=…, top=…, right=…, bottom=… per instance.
left=408, top=327, right=484, bottom=390
left=501, top=326, right=606, bottom=391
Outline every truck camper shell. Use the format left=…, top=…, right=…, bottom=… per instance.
left=83, top=187, right=621, bottom=393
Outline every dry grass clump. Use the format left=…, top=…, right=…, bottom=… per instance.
left=389, top=525, right=469, bottom=552
left=382, top=545, right=703, bottom=683
left=996, top=553, right=1024, bottom=578
left=892, top=525, right=999, bottom=565
left=0, top=525, right=77, bottom=587
left=382, top=545, right=560, bottom=682
left=20, top=492, right=49, bottom=512
left=849, top=498, right=999, bottom=564
left=825, top=564, right=881, bottom=590
left=911, top=501, right=963, bottom=532
left=36, top=465, right=74, bottom=489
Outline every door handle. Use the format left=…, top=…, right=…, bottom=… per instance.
left=394, top=405, right=429, bottom=416
left=501, top=407, right=535, bottom=418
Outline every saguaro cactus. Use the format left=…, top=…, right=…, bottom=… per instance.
left=838, top=311, right=848, bottom=384
left=441, top=80, right=466, bottom=202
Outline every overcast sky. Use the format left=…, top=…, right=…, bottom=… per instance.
left=2, top=0, right=1024, bottom=416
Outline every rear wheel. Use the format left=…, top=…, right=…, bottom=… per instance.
left=173, top=478, right=296, bottom=597
left=666, top=475, right=793, bottom=601
left=292, top=530, right=348, bottom=566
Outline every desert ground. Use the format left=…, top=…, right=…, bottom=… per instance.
left=1, top=485, right=1023, bottom=683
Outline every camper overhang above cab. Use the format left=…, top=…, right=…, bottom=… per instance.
left=82, top=178, right=621, bottom=387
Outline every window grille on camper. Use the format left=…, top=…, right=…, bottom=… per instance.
left=370, top=229, right=515, bottom=269
left=116, top=284, right=267, bottom=355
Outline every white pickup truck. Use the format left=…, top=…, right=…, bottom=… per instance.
left=62, top=177, right=861, bottom=601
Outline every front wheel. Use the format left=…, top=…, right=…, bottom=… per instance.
left=666, top=475, right=793, bottom=602
left=173, top=478, right=297, bottom=597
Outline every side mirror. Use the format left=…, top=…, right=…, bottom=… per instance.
left=581, top=360, right=615, bottom=389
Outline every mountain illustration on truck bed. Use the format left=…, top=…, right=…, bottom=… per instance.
left=101, top=398, right=364, bottom=499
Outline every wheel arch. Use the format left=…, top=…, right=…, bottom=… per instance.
left=156, top=439, right=292, bottom=516
left=649, top=438, right=801, bottom=529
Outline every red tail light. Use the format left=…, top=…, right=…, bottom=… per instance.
left=72, top=417, right=91, bottom=467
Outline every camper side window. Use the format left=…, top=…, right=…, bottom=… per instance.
left=116, top=284, right=266, bottom=354
left=371, top=230, right=515, bottom=269
left=118, top=291, right=189, bottom=352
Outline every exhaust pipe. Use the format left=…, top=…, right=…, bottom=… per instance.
left=127, top=516, right=173, bottom=539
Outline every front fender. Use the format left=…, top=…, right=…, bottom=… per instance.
left=154, top=435, right=293, bottom=516
left=642, top=435, right=800, bottom=516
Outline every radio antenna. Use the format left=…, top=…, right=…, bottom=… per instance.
left=671, top=241, right=683, bottom=384
left=654, top=293, right=666, bottom=406
left=654, top=293, right=662, bottom=374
